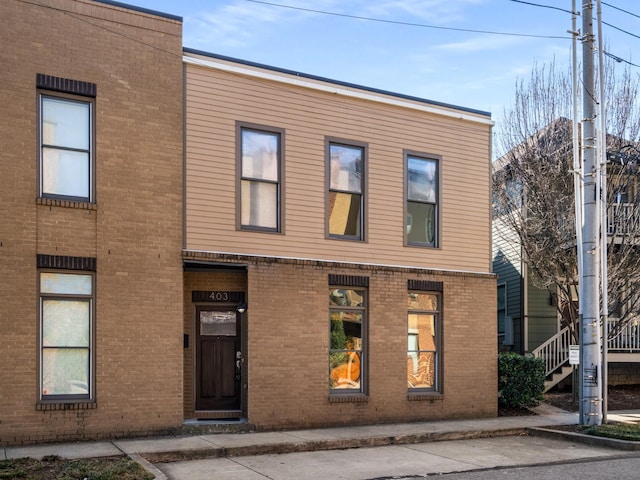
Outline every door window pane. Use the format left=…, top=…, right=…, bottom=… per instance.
left=200, top=310, right=237, bottom=336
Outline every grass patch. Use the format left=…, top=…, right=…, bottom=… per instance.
left=585, top=423, right=640, bottom=441
left=0, top=455, right=153, bottom=480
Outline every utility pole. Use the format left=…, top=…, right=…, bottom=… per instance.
left=580, top=0, right=603, bottom=426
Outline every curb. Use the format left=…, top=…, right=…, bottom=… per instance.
left=140, top=427, right=529, bottom=464
left=128, top=453, right=168, bottom=480
left=528, top=426, right=640, bottom=451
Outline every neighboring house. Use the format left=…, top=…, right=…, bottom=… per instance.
left=1, top=0, right=496, bottom=446
left=492, top=120, right=640, bottom=390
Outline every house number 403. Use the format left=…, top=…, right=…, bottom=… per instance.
left=209, top=291, right=230, bottom=301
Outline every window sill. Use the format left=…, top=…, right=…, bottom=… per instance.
left=329, top=394, right=368, bottom=403
left=36, top=401, right=96, bottom=411
left=37, top=197, right=97, bottom=210
left=407, top=391, right=443, bottom=402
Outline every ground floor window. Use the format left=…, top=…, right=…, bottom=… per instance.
left=407, top=290, right=440, bottom=391
left=329, top=280, right=367, bottom=393
left=40, top=271, right=94, bottom=400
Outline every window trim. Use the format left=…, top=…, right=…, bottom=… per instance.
left=38, top=269, right=96, bottom=403
left=37, top=91, right=96, bottom=203
left=407, top=289, right=442, bottom=393
left=497, top=282, right=507, bottom=336
left=404, top=150, right=441, bottom=248
left=329, top=279, right=368, bottom=397
left=325, top=137, right=368, bottom=242
left=236, top=121, right=285, bottom=233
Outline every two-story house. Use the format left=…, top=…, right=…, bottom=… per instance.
left=180, top=49, right=497, bottom=428
left=1, top=0, right=496, bottom=446
left=492, top=118, right=640, bottom=391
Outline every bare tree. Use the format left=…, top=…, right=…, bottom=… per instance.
left=493, top=58, right=640, bottom=343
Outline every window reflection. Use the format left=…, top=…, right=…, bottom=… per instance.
left=406, top=156, right=438, bottom=247
left=329, top=288, right=365, bottom=391
left=328, top=143, right=364, bottom=239
left=407, top=292, right=439, bottom=390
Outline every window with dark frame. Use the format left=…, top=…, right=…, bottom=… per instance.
left=329, top=285, right=366, bottom=393
left=406, top=154, right=438, bottom=247
left=497, top=284, right=506, bottom=336
left=239, top=125, right=282, bottom=232
left=39, top=271, right=94, bottom=401
left=327, top=141, right=365, bottom=240
left=407, top=290, right=440, bottom=391
left=37, top=73, right=96, bottom=203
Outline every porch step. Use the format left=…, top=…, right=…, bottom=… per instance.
left=544, top=365, right=574, bottom=393
left=181, top=418, right=252, bottom=435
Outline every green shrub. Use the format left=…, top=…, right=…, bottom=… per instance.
left=498, top=352, right=545, bottom=408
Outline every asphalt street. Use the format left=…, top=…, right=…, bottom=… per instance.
left=155, top=433, right=635, bottom=480
left=402, top=456, right=640, bottom=480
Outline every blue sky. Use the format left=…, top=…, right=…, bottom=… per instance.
left=125, top=0, right=639, bottom=125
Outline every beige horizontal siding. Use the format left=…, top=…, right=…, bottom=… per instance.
left=185, top=60, right=491, bottom=272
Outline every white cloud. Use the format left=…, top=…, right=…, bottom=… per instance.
left=435, top=33, right=529, bottom=53
left=184, top=0, right=343, bottom=49
left=359, top=0, right=488, bottom=24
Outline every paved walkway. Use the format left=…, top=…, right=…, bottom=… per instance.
left=2, top=406, right=639, bottom=479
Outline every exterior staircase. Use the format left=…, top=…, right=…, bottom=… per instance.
left=531, top=326, right=573, bottom=392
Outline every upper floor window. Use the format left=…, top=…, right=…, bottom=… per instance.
left=406, top=153, right=439, bottom=247
left=39, top=95, right=93, bottom=202
left=327, top=140, right=366, bottom=240
left=238, top=124, right=283, bottom=232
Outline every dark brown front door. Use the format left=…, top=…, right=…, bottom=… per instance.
left=196, top=307, right=241, bottom=411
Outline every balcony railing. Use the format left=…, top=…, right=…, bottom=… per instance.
left=607, top=203, right=640, bottom=235
left=532, top=319, right=639, bottom=377
left=607, top=318, right=640, bottom=352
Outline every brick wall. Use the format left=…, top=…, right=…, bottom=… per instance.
left=0, top=0, right=184, bottom=446
left=183, top=253, right=497, bottom=430
left=247, top=260, right=497, bottom=429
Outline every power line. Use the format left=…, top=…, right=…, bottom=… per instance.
left=246, top=0, right=571, bottom=40
left=604, top=51, right=640, bottom=68
left=508, top=0, right=575, bottom=15
left=602, top=20, right=640, bottom=42
left=602, top=2, right=640, bottom=20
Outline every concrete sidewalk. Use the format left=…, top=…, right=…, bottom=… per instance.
left=2, top=406, right=578, bottom=463
left=2, top=406, right=639, bottom=479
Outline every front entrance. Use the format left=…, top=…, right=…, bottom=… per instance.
left=195, top=306, right=241, bottom=411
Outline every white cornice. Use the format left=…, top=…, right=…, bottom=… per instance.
left=183, top=53, right=494, bottom=127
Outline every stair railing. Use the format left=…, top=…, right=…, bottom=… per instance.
left=531, top=326, right=572, bottom=376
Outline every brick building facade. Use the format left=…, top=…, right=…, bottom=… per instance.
left=0, top=0, right=184, bottom=446
left=1, top=0, right=496, bottom=446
